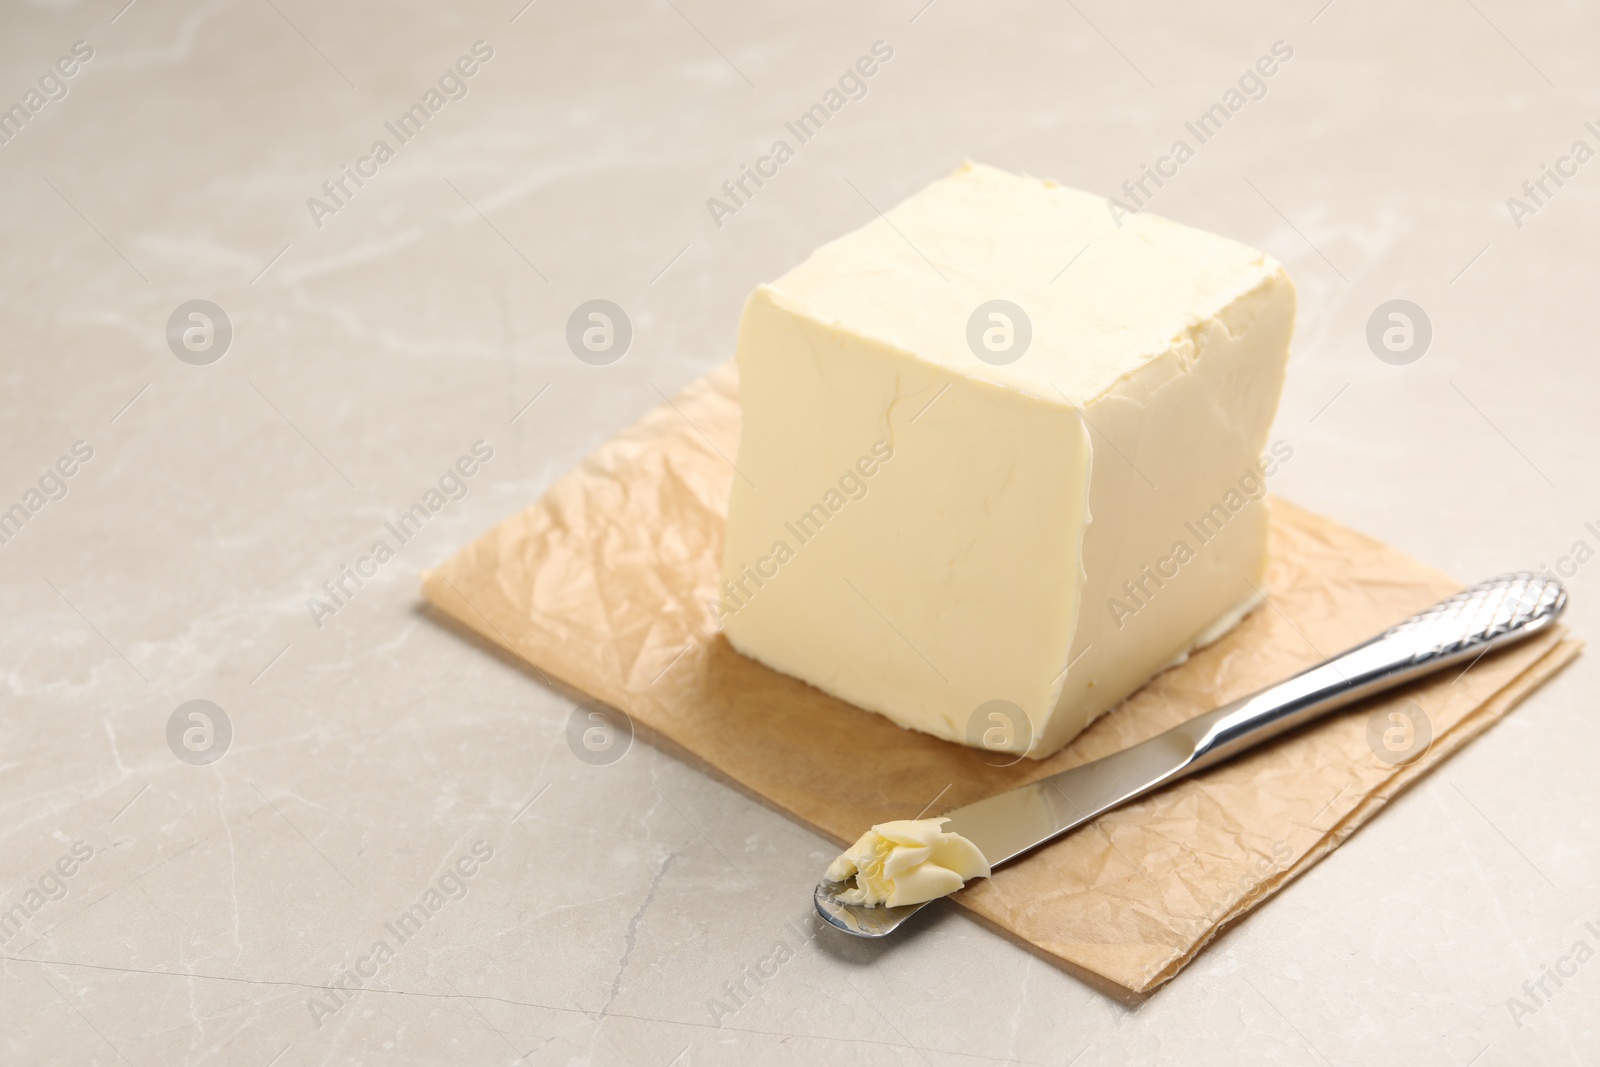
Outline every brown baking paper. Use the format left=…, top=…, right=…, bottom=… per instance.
left=422, top=363, right=1580, bottom=993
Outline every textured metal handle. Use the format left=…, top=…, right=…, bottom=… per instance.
left=1182, top=573, right=1567, bottom=773
left=1380, top=572, right=1567, bottom=660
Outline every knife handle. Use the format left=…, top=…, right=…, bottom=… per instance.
left=1178, top=572, right=1566, bottom=776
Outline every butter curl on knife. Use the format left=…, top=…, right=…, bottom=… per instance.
left=824, top=817, right=991, bottom=908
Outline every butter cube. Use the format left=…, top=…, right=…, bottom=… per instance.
left=719, top=163, right=1294, bottom=757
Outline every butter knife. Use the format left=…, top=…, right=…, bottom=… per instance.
left=815, top=572, right=1567, bottom=937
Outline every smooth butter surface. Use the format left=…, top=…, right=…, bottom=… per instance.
left=771, top=161, right=1279, bottom=404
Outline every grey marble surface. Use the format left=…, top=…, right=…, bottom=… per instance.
left=2, top=0, right=1598, bottom=1063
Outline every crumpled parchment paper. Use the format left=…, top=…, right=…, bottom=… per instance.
left=422, top=363, right=1580, bottom=993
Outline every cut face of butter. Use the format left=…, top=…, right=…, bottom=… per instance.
left=825, top=818, right=991, bottom=908
left=720, top=162, right=1294, bottom=758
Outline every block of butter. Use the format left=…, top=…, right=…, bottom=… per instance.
left=718, top=162, right=1294, bottom=758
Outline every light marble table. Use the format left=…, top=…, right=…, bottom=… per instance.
left=3, top=0, right=1597, bottom=1063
